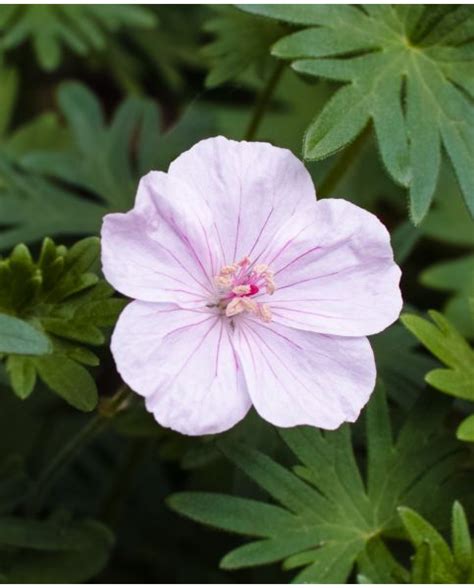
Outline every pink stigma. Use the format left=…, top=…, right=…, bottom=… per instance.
left=246, top=284, right=260, bottom=297
left=212, top=257, right=275, bottom=322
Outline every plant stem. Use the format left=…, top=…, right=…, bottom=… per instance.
left=318, top=124, right=371, bottom=197
left=244, top=60, right=285, bottom=141
left=26, top=385, right=130, bottom=516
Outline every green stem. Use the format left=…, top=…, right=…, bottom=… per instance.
left=26, top=385, right=130, bottom=516
left=244, top=60, right=285, bottom=141
left=318, top=124, right=371, bottom=197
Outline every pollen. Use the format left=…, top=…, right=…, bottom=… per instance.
left=213, top=257, right=276, bottom=322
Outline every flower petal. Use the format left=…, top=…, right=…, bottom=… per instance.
left=101, top=171, right=219, bottom=306
left=266, top=199, right=402, bottom=336
left=111, top=301, right=251, bottom=435
left=233, top=317, right=376, bottom=429
left=168, top=136, right=317, bottom=265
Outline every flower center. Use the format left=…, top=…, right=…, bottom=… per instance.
left=212, top=256, right=275, bottom=322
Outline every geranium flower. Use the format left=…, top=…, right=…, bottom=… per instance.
left=101, top=137, right=402, bottom=435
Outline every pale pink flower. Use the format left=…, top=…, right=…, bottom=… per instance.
left=101, top=137, right=402, bottom=435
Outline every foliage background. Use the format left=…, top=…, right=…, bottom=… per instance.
left=0, top=4, right=473, bottom=583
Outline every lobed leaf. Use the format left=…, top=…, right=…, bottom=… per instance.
left=240, top=5, right=474, bottom=222
left=401, top=311, right=474, bottom=403
left=169, top=385, right=471, bottom=581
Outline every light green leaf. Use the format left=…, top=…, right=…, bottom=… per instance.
left=411, top=541, right=432, bottom=583
left=0, top=313, right=51, bottom=355
left=399, top=507, right=454, bottom=572
left=401, top=311, right=474, bottom=402
left=371, top=323, right=437, bottom=408
left=457, top=415, right=474, bottom=442
left=357, top=538, right=409, bottom=584
left=399, top=502, right=474, bottom=583
left=451, top=501, right=472, bottom=574
left=5, top=355, right=36, bottom=399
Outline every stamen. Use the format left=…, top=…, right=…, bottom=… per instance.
left=220, top=264, right=238, bottom=275
left=215, top=275, right=232, bottom=288
left=232, top=284, right=251, bottom=296
left=253, top=263, right=268, bottom=275
left=258, top=303, right=272, bottom=323
left=265, top=275, right=276, bottom=295
left=213, top=257, right=276, bottom=322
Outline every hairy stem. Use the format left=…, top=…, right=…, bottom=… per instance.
left=26, top=384, right=130, bottom=516
left=318, top=125, right=371, bottom=197
left=244, top=60, right=286, bottom=141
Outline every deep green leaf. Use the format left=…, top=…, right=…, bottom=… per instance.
left=169, top=386, right=470, bottom=581
left=0, top=516, right=114, bottom=582
left=0, top=5, right=156, bottom=71
left=34, top=355, right=98, bottom=412
left=241, top=4, right=474, bottom=222
left=202, top=7, right=284, bottom=88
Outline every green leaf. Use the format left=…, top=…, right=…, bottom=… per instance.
left=401, top=311, right=474, bottom=402
left=0, top=237, right=122, bottom=409
left=241, top=5, right=474, bottom=222
left=457, top=415, right=474, bottom=442
left=0, top=313, right=51, bottom=355
left=202, top=7, right=285, bottom=88
left=421, top=255, right=474, bottom=339
left=0, top=516, right=114, bottom=582
left=357, top=538, right=409, bottom=584
left=420, top=186, right=474, bottom=247
left=399, top=507, right=455, bottom=575
left=5, top=355, right=36, bottom=399
left=0, top=5, right=156, bottom=71
left=411, top=541, right=432, bottom=583
left=371, top=323, right=437, bottom=408
left=168, top=385, right=470, bottom=581
left=0, top=158, right=106, bottom=250
left=452, top=501, right=473, bottom=575
left=1, top=82, right=223, bottom=248
left=33, top=355, right=98, bottom=412
left=168, top=493, right=297, bottom=538
left=400, top=502, right=474, bottom=583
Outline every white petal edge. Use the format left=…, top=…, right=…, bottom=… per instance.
left=101, top=171, right=219, bottom=306
left=168, top=136, right=317, bottom=265
left=234, top=317, right=376, bottom=429
left=264, top=198, right=403, bottom=336
left=111, top=301, right=251, bottom=436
